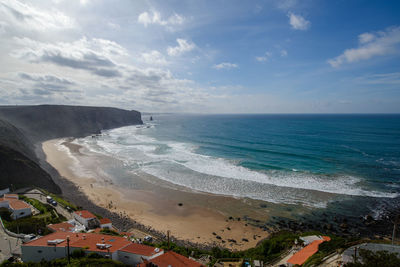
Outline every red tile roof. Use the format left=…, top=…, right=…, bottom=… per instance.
left=23, top=232, right=85, bottom=247
left=0, top=197, right=31, bottom=210
left=48, top=222, right=74, bottom=232
left=23, top=232, right=131, bottom=253
left=287, top=236, right=331, bottom=265
left=120, top=243, right=163, bottom=257
left=8, top=200, right=31, bottom=210
left=140, top=251, right=204, bottom=267
left=70, top=233, right=131, bottom=253
left=99, top=218, right=112, bottom=224
left=74, top=210, right=96, bottom=219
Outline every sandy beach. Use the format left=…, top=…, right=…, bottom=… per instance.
left=41, top=138, right=301, bottom=250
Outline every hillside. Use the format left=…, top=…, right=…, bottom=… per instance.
left=0, top=144, right=61, bottom=193
left=0, top=105, right=142, bottom=142
left=0, top=105, right=143, bottom=192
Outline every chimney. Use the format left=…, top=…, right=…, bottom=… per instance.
left=83, top=235, right=86, bottom=240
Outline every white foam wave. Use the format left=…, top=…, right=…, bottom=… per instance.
left=74, top=125, right=399, bottom=205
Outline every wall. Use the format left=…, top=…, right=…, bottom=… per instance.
left=11, top=207, right=32, bottom=220
left=21, top=245, right=69, bottom=262
left=117, top=250, right=164, bottom=266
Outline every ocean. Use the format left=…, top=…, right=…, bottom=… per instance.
left=72, top=114, right=400, bottom=212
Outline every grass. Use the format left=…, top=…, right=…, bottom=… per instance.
left=3, top=196, right=66, bottom=235
left=142, top=230, right=299, bottom=266
left=18, top=195, right=50, bottom=214
left=99, top=228, right=123, bottom=236
left=39, top=189, right=78, bottom=211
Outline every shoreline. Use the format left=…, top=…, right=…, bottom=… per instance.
left=42, top=138, right=297, bottom=250
left=39, top=137, right=399, bottom=251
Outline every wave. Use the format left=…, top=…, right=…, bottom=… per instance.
left=74, top=125, right=399, bottom=206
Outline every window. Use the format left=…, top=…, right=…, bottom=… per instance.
left=38, top=250, right=42, bottom=253
left=124, top=256, right=129, bottom=258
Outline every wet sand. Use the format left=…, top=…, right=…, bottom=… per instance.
left=42, top=139, right=304, bottom=250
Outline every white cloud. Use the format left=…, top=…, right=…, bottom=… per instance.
left=280, top=49, right=288, bottom=57
left=275, top=0, right=297, bottom=10
left=140, top=50, right=168, bottom=66
left=288, top=12, right=310, bottom=31
left=11, top=37, right=128, bottom=77
left=138, top=11, right=184, bottom=28
left=107, top=22, right=120, bottom=30
left=80, top=0, right=90, bottom=5
left=167, top=38, right=196, bottom=56
left=213, top=62, right=238, bottom=70
left=256, top=51, right=272, bottom=62
left=328, top=26, right=400, bottom=67
left=355, top=72, right=400, bottom=85
left=359, top=33, right=375, bottom=44
left=0, top=0, right=75, bottom=31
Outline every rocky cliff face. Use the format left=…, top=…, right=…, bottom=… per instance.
left=0, top=105, right=142, bottom=142
left=0, top=105, right=143, bottom=192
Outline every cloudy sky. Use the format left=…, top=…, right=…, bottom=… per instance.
left=0, top=0, right=399, bottom=113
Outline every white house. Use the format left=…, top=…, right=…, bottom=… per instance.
left=0, top=194, right=32, bottom=219
left=0, top=188, right=10, bottom=197
left=117, top=243, right=164, bottom=266
left=73, top=210, right=99, bottom=229
left=99, top=218, right=112, bottom=229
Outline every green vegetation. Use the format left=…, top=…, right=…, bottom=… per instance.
left=3, top=215, right=63, bottom=235
left=1, top=257, right=129, bottom=267
left=18, top=195, right=50, bottom=214
left=100, top=228, right=123, bottom=236
left=344, top=249, right=400, bottom=267
left=0, top=208, right=12, bottom=221
left=303, top=235, right=355, bottom=266
left=3, top=196, right=66, bottom=235
left=143, top=231, right=298, bottom=266
left=39, top=189, right=78, bottom=211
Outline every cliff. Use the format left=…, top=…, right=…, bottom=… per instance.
left=0, top=105, right=143, bottom=193
left=0, top=105, right=142, bottom=142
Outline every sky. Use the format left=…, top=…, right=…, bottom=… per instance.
left=0, top=0, right=400, bottom=113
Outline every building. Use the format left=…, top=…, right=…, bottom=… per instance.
left=21, top=232, right=87, bottom=262
left=0, top=194, right=32, bottom=219
left=48, top=222, right=75, bottom=232
left=139, top=251, right=204, bottom=267
left=0, top=187, right=10, bottom=197
left=287, top=236, right=331, bottom=266
left=73, top=210, right=99, bottom=229
left=21, top=231, right=167, bottom=265
left=70, top=232, right=131, bottom=261
left=118, top=243, right=164, bottom=266
left=99, top=218, right=112, bottom=229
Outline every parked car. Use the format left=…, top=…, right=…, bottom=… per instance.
left=46, top=196, right=53, bottom=203
left=50, top=200, right=57, bottom=206
left=144, top=236, right=153, bottom=242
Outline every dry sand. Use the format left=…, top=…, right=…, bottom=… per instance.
left=42, top=139, right=297, bottom=250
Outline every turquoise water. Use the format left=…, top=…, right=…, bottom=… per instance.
left=75, top=114, right=400, bottom=208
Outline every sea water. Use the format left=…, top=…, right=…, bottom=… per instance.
left=72, top=114, right=400, bottom=209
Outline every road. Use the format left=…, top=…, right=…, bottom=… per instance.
left=24, top=189, right=73, bottom=220
left=0, top=223, right=21, bottom=262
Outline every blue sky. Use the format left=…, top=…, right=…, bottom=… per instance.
left=0, top=0, right=399, bottom=113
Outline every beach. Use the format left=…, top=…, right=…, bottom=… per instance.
left=41, top=138, right=295, bottom=250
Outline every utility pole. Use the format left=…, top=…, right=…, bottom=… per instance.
left=354, top=246, right=358, bottom=263
left=66, top=236, right=70, bottom=264
left=167, top=230, right=170, bottom=250
left=392, top=215, right=399, bottom=245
